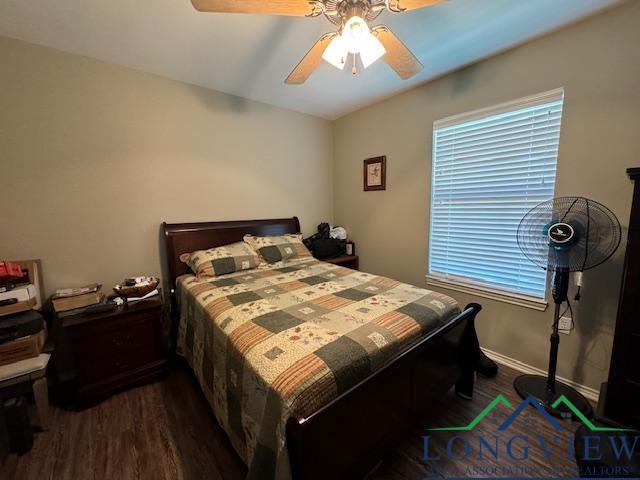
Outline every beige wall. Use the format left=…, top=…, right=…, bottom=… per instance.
left=2, top=3, right=638, bottom=391
left=333, top=2, right=640, bottom=390
left=0, top=37, right=333, bottom=296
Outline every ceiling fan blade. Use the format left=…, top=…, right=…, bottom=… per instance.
left=191, top=0, right=322, bottom=16
left=372, top=25, right=423, bottom=80
left=285, top=33, right=336, bottom=85
left=387, top=0, right=443, bottom=12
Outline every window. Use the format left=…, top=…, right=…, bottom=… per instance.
left=428, top=89, right=564, bottom=310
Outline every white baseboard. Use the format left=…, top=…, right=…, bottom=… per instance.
left=481, top=348, right=600, bottom=402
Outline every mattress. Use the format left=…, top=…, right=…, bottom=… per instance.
left=176, top=257, right=459, bottom=480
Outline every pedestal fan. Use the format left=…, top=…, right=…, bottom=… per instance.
left=515, top=197, right=622, bottom=418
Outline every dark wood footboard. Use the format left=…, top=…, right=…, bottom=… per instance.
left=286, top=303, right=482, bottom=480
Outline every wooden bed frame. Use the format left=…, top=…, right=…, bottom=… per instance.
left=162, top=216, right=482, bottom=480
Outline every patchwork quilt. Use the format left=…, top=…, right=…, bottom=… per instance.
left=176, top=257, right=460, bottom=480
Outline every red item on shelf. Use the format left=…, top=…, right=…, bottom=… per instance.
left=0, top=261, right=23, bottom=279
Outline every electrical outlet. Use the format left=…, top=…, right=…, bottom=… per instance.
left=559, top=316, right=572, bottom=334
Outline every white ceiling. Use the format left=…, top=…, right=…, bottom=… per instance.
left=0, top=0, right=623, bottom=119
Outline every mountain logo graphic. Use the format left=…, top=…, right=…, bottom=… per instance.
left=428, top=394, right=632, bottom=432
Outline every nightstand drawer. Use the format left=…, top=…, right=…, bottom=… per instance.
left=71, top=316, right=157, bottom=361
left=76, top=344, right=159, bottom=383
left=67, top=308, right=160, bottom=337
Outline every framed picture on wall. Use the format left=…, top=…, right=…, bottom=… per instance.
left=363, top=156, right=386, bottom=191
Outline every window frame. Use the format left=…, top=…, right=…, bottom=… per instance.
left=426, top=88, right=565, bottom=311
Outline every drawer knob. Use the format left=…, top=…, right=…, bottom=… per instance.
left=112, top=335, right=131, bottom=346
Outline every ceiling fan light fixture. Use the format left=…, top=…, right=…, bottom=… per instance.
left=342, top=16, right=371, bottom=54
left=322, top=35, right=348, bottom=70
left=359, top=33, right=386, bottom=68
left=192, top=0, right=430, bottom=84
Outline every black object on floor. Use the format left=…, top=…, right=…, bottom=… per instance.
left=0, top=393, right=9, bottom=463
left=476, top=350, right=498, bottom=378
left=514, top=373, right=593, bottom=419
left=3, top=396, right=33, bottom=455
left=574, top=423, right=640, bottom=477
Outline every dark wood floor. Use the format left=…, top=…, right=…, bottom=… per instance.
left=2, top=363, right=584, bottom=479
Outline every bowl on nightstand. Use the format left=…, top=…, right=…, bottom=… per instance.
left=113, top=276, right=159, bottom=298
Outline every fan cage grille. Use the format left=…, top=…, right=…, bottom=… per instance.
left=517, top=197, right=621, bottom=272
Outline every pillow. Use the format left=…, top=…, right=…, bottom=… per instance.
left=179, top=241, right=261, bottom=278
left=243, top=233, right=313, bottom=264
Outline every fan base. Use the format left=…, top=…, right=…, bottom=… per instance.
left=513, top=374, right=593, bottom=420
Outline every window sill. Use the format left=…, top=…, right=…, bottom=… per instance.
left=426, top=275, right=548, bottom=312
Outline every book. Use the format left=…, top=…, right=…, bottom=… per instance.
left=52, top=283, right=101, bottom=299
left=51, top=290, right=105, bottom=313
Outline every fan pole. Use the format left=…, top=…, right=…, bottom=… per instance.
left=546, top=268, right=570, bottom=395
left=546, top=300, right=562, bottom=394
left=514, top=267, right=593, bottom=419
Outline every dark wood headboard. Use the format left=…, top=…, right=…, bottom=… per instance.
left=162, top=217, right=301, bottom=292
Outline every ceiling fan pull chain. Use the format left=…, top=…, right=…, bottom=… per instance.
left=352, top=53, right=357, bottom=75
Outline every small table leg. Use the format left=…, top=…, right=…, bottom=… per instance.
left=32, top=377, right=49, bottom=431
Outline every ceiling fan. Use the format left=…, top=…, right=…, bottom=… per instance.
left=191, top=0, right=442, bottom=84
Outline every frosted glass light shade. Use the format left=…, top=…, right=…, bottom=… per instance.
left=359, top=33, right=386, bottom=68
left=322, top=35, right=348, bottom=70
left=343, top=16, right=370, bottom=54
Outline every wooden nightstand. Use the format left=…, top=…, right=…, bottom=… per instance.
left=322, top=254, right=359, bottom=270
left=54, top=297, right=167, bottom=409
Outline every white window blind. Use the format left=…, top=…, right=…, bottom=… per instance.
left=428, top=89, right=564, bottom=303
